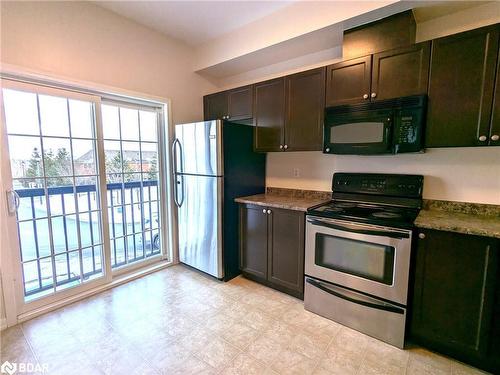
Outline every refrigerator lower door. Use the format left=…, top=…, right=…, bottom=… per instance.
left=177, top=174, right=223, bottom=278
left=174, top=120, right=223, bottom=176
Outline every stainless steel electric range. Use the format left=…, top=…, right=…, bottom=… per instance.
left=304, top=173, right=424, bottom=348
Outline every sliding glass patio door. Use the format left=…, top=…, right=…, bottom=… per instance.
left=1, top=79, right=167, bottom=312
left=101, top=102, right=163, bottom=270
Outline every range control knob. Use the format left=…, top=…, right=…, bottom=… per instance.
left=418, top=233, right=426, bottom=239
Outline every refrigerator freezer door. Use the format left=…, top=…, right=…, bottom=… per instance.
left=177, top=174, right=223, bottom=278
left=174, top=120, right=223, bottom=176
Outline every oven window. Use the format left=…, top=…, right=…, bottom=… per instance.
left=315, top=233, right=395, bottom=285
left=330, top=122, right=385, bottom=144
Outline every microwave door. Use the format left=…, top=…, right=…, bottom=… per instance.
left=325, top=114, right=392, bottom=154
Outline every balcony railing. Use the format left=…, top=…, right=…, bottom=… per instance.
left=16, top=180, right=161, bottom=298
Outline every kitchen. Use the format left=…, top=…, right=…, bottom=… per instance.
left=1, top=1, right=500, bottom=374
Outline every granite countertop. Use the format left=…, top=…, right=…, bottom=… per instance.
left=415, top=200, right=500, bottom=239
left=235, top=187, right=331, bottom=212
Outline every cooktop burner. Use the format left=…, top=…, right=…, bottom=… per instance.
left=308, top=200, right=419, bottom=227
left=307, top=173, right=424, bottom=228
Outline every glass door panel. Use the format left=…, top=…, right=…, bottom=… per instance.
left=3, top=87, right=105, bottom=302
left=101, top=103, right=162, bottom=270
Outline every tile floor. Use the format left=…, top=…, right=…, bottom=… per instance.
left=0, top=265, right=488, bottom=375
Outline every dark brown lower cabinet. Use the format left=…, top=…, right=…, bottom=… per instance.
left=410, top=229, right=499, bottom=373
left=239, top=204, right=305, bottom=298
left=239, top=204, right=268, bottom=279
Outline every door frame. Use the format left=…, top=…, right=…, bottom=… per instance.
left=0, top=65, right=175, bottom=327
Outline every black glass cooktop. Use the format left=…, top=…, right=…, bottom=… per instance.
left=308, top=200, right=420, bottom=228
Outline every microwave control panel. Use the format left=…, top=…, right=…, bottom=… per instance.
left=393, top=106, right=426, bottom=153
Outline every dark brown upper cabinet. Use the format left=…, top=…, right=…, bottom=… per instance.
left=326, top=55, right=372, bottom=106
left=203, top=91, right=228, bottom=121
left=343, top=10, right=416, bottom=60
left=489, top=43, right=500, bottom=146
left=253, top=78, right=285, bottom=152
left=411, top=229, right=499, bottom=373
left=203, top=85, right=253, bottom=121
left=254, top=68, right=325, bottom=152
left=371, top=41, right=430, bottom=101
left=426, top=25, right=500, bottom=148
left=284, top=67, right=326, bottom=151
left=228, top=85, right=253, bottom=121
left=326, top=43, right=430, bottom=107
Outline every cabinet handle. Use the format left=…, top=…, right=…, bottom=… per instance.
left=491, top=135, right=499, bottom=141
left=363, top=94, right=369, bottom=100
left=325, top=147, right=331, bottom=153
left=267, top=210, right=271, bottom=214
left=418, top=233, right=426, bottom=239
left=478, top=135, right=487, bottom=142
left=284, top=144, right=288, bottom=150
left=371, top=92, right=377, bottom=99
left=262, top=208, right=267, bottom=214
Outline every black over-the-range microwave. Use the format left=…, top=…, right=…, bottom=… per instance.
left=323, top=95, right=427, bottom=155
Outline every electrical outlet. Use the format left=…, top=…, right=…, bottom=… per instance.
left=293, top=168, right=300, bottom=178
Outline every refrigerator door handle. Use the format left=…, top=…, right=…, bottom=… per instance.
left=172, top=138, right=184, bottom=174
left=172, top=138, right=184, bottom=207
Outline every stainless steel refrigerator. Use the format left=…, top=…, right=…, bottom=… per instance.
left=172, top=120, right=265, bottom=280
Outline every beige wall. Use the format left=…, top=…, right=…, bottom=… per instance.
left=225, top=4, right=500, bottom=204
left=0, top=1, right=217, bottom=124
left=267, top=149, right=500, bottom=204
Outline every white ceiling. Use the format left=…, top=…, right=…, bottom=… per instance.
left=95, top=1, right=295, bottom=46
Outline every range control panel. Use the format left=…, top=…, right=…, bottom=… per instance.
left=332, top=173, right=423, bottom=198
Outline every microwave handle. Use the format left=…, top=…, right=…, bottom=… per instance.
left=307, top=218, right=409, bottom=239
left=306, top=278, right=405, bottom=315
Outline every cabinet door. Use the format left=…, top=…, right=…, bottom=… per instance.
left=239, top=205, right=268, bottom=279
left=204, top=91, right=228, bottom=120
left=228, top=85, right=253, bottom=121
left=268, top=208, right=305, bottom=296
left=326, top=55, right=372, bottom=106
left=254, top=78, right=285, bottom=152
left=371, top=42, right=430, bottom=101
left=411, top=229, right=498, bottom=360
left=284, top=67, right=326, bottom=151
left=426, top=25, right=499, bottom=148
left=489, top=44, right=500, bottom=146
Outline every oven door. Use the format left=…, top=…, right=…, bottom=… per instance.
left=305, top=216, right=412, bottom=305
left=324, top=109, right=393, bottom=154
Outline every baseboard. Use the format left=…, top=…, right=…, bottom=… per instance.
left=1, top=317, right=7, bottom=331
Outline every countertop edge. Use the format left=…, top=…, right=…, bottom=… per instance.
left=414, top=220, right=500, bottom=239
left=234, top=195, right=328, bottom=212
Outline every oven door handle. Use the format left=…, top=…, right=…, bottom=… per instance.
left=306, top=278, right=404, bottom=315
left=307, top=218, right=409, bottom=239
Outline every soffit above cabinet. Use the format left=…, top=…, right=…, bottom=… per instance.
left=195, top=1, right=497, bottom=84
left=96, top=0, right=498, bottom=84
